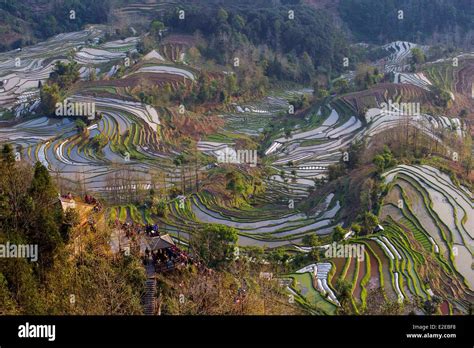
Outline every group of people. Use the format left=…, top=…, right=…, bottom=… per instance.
left=144, top=245, right=192, bottom=272
left=144, top=224, right=160, bottom=237
left=84, top=194, right=102, bottom=212
left=62, top=192, right=74, bottom=200
left=114, top=221, right=162, bottom=239
left=115, top=221, right=144, bottom=239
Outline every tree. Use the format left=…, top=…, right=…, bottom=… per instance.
left=0, top=273, right=18, bottom=314
left=300, top=52, right=315, bottom=83
left=354, top=64, right=381, bottom=90
left=187, top=46, right=201, bottom=65
left=332, top=225, right=346, bottom=242
left=350, top=223, right=362, bottom=236
left=430, top=85, right=452, bottom=108
left=243, top=246, right=264, bottom=263
left=226, top=171, right=246, bottom=196
left=268, top=248, right=291, bottom=266
left=411, top=47, right=425, bottom=64
left=75, top=119, right=87, bottom=133
left=150, top=20, right=165, bottom=37
left=91, top=134, right=109, bottom=150
left=312, top=80, right=320, bottom=96
left=314, top=88, right=329, bottom=100
left=89, top=67, right=97, bottom=81
left=309, top=248, right=320, bottom=262
left=25, top=162, right=63, bottom=269
left=459, top=109, right=468, bottom=118
left=231, top=14, right=245, bottom=31
left=373, top=154, right=386, bottom=172
left=191, top=223, right=238, bottom=268
left=373, top=146, right=396, bottom=172
left=345, top=141, right=363, bottom=169
left=1, top=144, right=15, bottom=165
left=40, top=83, right=61, bottom=115
left=335, top=279, right=353, bottom=314
left=49, top=61, right=80, bottom=89
left=61, top=208, right=79, bottom=241
left=152, top=199, right=168, bottom=218
left=362, top=211, right=379, bottom=234
left=217, top=8, right=229, bottom=23
left=327, top=163, right=346, bottom=181
left=333, top=79, right=349, bottom=94
left=302, top=234, right=320, bottom=247
left=225, top=74, right=238, bottom=96
left=173, top=154, right=187, bottom=192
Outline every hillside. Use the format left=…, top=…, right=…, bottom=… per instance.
left=0, top=0, right=473, bottom=319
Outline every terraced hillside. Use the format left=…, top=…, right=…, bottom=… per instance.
left=289, top=164, right=473, bottom=314
left=0, top=9, right=472, bottom=318
left=0, top=25, right=144, bottom=111
left=0, top=26, right=212, bottom=198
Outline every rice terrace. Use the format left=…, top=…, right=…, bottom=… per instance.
left=0, top=0, right=473, bottom=325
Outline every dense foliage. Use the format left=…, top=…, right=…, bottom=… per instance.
left=0, top=146, right=145, bottom=314
left=0, top=0, right=110, bottom=51
left=339, top=0, right=474, bottom=45
left=163, top=3, right=350, bottom=82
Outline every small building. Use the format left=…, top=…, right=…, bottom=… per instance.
left=148, top=234, right=175, bottom=251
left=59, top=196, right=76, bottom=211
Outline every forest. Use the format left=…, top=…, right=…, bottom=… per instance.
left=339, top=0, right=474, bottom=45
left=163, top=3, right=350, bottom=82
left=0, top=0, right=110, bottom=50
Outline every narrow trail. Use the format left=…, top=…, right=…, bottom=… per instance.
left=143, top=262, right=156, bottom=316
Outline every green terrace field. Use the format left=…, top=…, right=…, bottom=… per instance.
left=285, top=272, right=337, bottom=315
left=152, top=191, right=339, bottom=248
left=1, top=13, right=473, bottom=318
left=424, top=63, right=455, bottom=92
left=284, top=164, right=472, bottom=315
